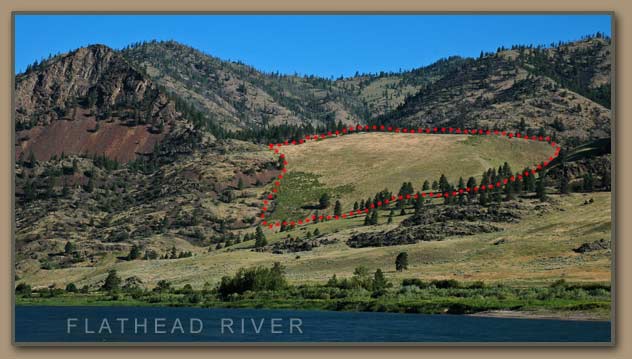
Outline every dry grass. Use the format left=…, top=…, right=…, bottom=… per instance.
left=21, top=192, right=611, bottom=290
left=278, top=132, right=555, bottom=210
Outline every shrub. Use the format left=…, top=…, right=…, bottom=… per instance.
left=217, top=262, right=287, bottom=299
left=430, top=279, right=461, bottom=289
left=15, top=283, right=31, bottom=297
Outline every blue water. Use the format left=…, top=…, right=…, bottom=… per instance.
left=15, top=306, right=611, bottom=343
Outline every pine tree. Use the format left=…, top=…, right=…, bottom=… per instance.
left=319, top=193, right=330, bottom=209
left=334, top=200, right=342, bottom=217
left=414, top=193, right=423, bottom=214
left=479, top=176, right=489, bottom=206
left=101, top=269, right=121, bottom=292
left=373, top=269, right=388, bottom=290
left=64, top=241, right=76, bottom=254
left=127, top=244, right=141, bottom=260
left=466, top=177, right=477, bottom=202
left=457, top=177, right=465, bottom=205
left=422, top=180, right=430, bottom=191
left=395, top=252, right=409, bottom=272
left=255, top=226, right=267, bottom=248
left=370, top=209, right=379, bottom=225
left=438, top=174, right=450, bottom=193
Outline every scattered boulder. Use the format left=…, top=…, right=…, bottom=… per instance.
left=573, top=239, right=610, bottom=253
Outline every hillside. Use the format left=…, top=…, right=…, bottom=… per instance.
left=375, top=37, right=612, bottom=143
left=15, top=44, right=203, bottom=162
left=120, top=41, right=470, bottom=135
left=17, top=192, right=612, bottom=289
left=270, top=132, right=555, bottom=221
left=121, top=41, right=367, bottom=132
left=14, top=35, right=612, bottom=302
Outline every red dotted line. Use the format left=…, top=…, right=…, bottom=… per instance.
left=259, top=124, right=561, bottom=230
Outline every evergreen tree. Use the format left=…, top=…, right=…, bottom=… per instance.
left=127, top=244, right=141, bottom=260
left=395, top=252, right=409, bottom=272
left=327, top=274, right=339, bottom=287
left=513, top=172, right=523, bottom=195
left=524, top=168, right=536, bottom=192
left=414, top=193, right=424, bottom=214
left=457, top=177, right=465, bottom=205
left=370, top=209, right=379, bottom=225
left=64, top=241, right=76, bottom=254
left=438, top=174, right=450, bottom=193
left=372, top=269, right=389, bottom=292
left=255, top=226, right=267, bottom=248
left=422, top=180, right=430, bottom=191
left=466, top=177, right=477, bottom=202
left=479, top=176, right=489, bottom=206
left=502, top=162, right=512, bottom=178
left=319, top=193, right=330, bottom=209
left=101, top=269, right=121, bottom=292
left=333, top=200, right=342, bottom=217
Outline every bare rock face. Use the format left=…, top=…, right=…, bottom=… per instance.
left=15, top=45, right=196, bottom=162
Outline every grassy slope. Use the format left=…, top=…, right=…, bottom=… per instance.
left=270, top=132, right=555, bottom=220
left=18, top=133, right=609, bottom=294
left=20, top=192, right=611, bottom=290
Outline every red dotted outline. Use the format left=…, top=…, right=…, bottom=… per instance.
left=259, top=125, right=561, bottom=230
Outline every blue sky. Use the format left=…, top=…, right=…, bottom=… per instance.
left=14, top=14, right=611, bottom=77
